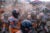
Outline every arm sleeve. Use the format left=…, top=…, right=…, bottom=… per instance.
left=8, top=17, right=14, bottom=22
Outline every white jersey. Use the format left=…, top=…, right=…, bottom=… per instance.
left=1, top=16, right=8, bottom=23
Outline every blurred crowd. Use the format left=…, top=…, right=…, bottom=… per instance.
left=0, top=1, right=50, bottom=33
